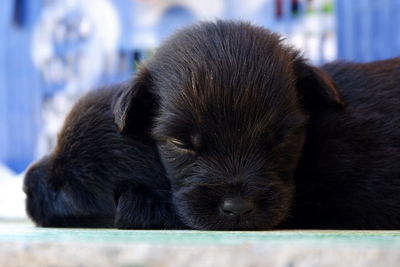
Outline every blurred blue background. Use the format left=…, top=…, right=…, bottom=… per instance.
left=0, top=0, right=399, bottom=174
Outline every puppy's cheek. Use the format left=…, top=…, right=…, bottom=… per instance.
left=257, top=183, right=295, bottom=228
left=172, top=185, right=227, bottom=230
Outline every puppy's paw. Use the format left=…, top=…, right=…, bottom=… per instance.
left=114, top=185, right=182, bottom=229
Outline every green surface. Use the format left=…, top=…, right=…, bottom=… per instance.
left=1, top=220, right=400, bottom=247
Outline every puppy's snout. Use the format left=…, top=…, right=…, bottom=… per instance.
left=24, top=168, right=37, bottom=195
left=23, top=165, right=42, bottom=195
left=220, top=198, right=255, bottom=216
left=23, top=156, right=50, bottom=195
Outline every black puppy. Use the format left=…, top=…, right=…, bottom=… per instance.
left=113, top=20, right=342, bottom=230
left=24, top=85, right=179, bottom=229
left=114, top=21, right=400, bottom=230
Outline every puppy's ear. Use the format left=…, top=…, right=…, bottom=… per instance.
left=113, top=67, right=158, bottom=135
left=294, top=58, right=344, bottom=112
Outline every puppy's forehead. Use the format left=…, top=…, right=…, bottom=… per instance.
left=150, top=22, right=300, bottom=132
left=151, top=22, right=296, bottom=90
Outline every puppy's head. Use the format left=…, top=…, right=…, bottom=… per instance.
left=24, top=87, right=141, bottom=227
left=115, top=21, right=343, bottom=230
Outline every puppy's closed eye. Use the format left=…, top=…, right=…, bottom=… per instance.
left=168, top=134, right=202, bottom=153
left=169, top=138, right=192, bottom=151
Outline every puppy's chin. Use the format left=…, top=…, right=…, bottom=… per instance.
left=173, top=182, right=294, bottom=230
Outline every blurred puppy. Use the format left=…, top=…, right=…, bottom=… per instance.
left=24, top=86, right=179, bottom=229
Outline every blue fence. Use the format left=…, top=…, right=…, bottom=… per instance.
left=1, top=0, right=400, bottom=173
left=336, top=0, right=400, bottom=61
left=0, top=0, right=42, bottom=172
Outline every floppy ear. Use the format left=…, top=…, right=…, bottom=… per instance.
left=294, top=58, right=344, bottom=112
left=112, top=67, right=158, bottom=135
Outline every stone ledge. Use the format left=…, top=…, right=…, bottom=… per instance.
left=1, top=221, right=400, bottom=267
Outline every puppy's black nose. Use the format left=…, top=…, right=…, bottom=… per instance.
left=221, top=198, right=254, bottom=216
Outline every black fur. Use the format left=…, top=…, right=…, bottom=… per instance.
left=24, top=85, right=180, bottom=229
left=287, top=59, right=400, bottom=229
left=25, top=21, right=400, bottom=230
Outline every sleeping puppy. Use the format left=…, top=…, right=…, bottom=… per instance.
left=23, top=85, right=180, bottom=229
left=114, top=21, right=400, bottom=230
left=112, top=20, right=342, bottom=230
